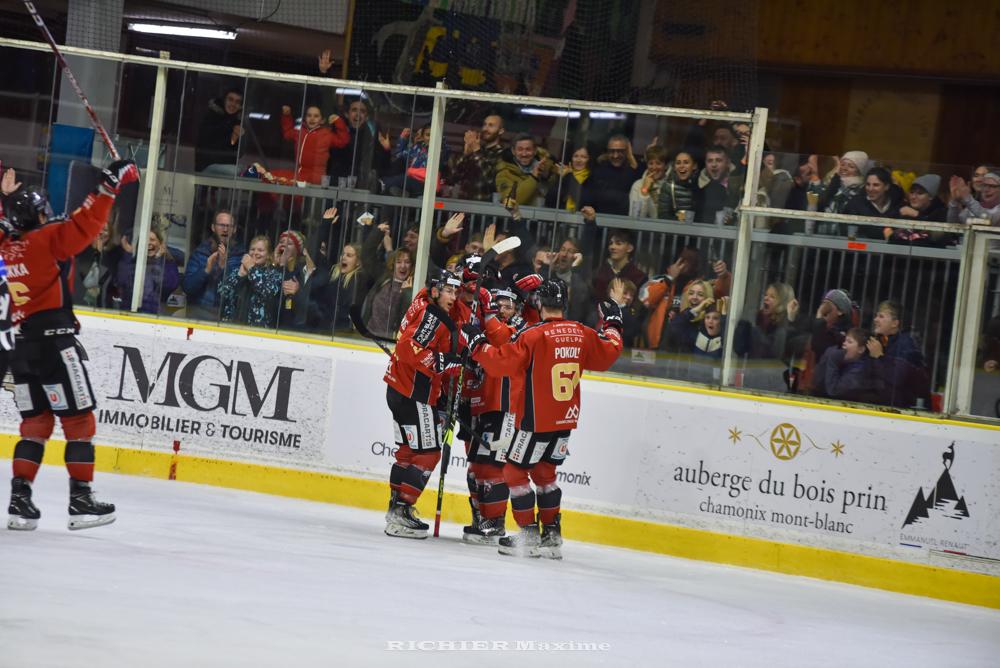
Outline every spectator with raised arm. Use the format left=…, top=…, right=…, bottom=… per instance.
left=820, top=151, right=868, bottom=214
left=495, top=134, right=556, bottom=207
left=548, top=235, right=591, bottom=324
left=273, top=229, right=313, bottom=329
left=662, top=279, right=716, bottom=352
left=948, top=170, right=1000, bottom=226
left=449, top=114, right=507, bottom=201
left=307, top=242, right=372, bottom=332
left=546, top=147, right=591, bottom=212
left=579, top=135, right=646, bottom=215
left=196, top=87, right=244, bottom=176
left=325, top=96, right=391, bottom=190
left=183, top=210, right=245, bottom=321
left=734, top=282, right=809, bottom=365
left=812, top=327, right=884, bottom=403
left=629, top=146, right=669, bottom=218
left=656, top=150, right=700, bottom=222
left=219, top=235, right=282, bottom=327
left=280, top=103, right=349, bottom=185
left=971, top=165, right=992, bottom=201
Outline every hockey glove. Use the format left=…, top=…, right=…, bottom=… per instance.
left=100, top=159, right=140, bottom=197
left=435, top=352, right=465, bottom=376
left=514, top=272, right=544, bottom=294
left=462, top=324, right=487, bottom=356
left=476, top=287, right=497, bottom=317
left=598, top=300, right=624, bottom=333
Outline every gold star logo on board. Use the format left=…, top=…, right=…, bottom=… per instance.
left=769, top=423, right=801, bottom=460
left=728, top=427, right=742, bottom=444
left=831, top=440, right=845, bottom=457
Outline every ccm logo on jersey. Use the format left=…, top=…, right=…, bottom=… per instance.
left=44, top=327, right=77, bottom=336
left=554, top=346, right=580, bottom=359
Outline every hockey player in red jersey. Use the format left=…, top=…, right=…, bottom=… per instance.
left=382, top=269, right=467, bottom=538
left=463, top=278, right=623, bottom=557
left=2, top=160, right=139, bottom=531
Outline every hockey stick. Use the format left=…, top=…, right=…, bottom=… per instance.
left=432, top=234, right=521, bottom=537
left=348, top=303, right=489, bottom=451
left=23, top=1, right=120, bottom=160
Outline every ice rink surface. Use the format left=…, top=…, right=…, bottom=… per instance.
left=1, top=467, right=998, bottom=668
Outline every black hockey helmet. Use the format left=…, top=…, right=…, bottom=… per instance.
left=461, top=253, right=483, bottom=284
left=492, top=286, right=520, bottom=304
left=427, top=268, right=462, bottom=292
left=5, top=186, right=52, bottom=234
left=533, top=277, right=567, bottom=310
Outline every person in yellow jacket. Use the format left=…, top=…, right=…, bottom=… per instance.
left=495, top=134, right=556, bottom=207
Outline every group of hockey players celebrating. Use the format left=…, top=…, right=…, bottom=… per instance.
left=381, top=242, right=623, bottom=558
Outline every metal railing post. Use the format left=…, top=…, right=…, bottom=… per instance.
left=412, top=81, right=446, bottom=291
left=946, top=229, right=992, bottom=414
left=130, top=51, right=169, bottom=312
left=721, top=106, right=769, bottom=387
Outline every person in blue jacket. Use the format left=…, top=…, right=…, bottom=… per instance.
left=182, top=209, right=244, bottom=321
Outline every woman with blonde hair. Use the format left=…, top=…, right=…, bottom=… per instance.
left=361, top=247, right=415, bottom=339
left=307, top=242, right=372, bottom=331
left=219, top=234, right=282, bottom=327
left=662, top=279, right=716, bottom=352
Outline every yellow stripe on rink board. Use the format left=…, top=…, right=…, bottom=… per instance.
left=2, top=435, right=997, bottom=610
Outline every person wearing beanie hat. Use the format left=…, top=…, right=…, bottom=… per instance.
left=891, top=174, right=950, bottom=246
left=804, top=287, right=857, bottom=395
left=840, top=151, right=869, bottom=177
left=819, top=150, right=869, bottom=215
left=274, top=228, right=315, bottom=329
left=948, top=171, right=1000, bottom=226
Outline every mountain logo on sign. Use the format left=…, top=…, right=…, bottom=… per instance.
left=901, top=443, right=970, bottom=528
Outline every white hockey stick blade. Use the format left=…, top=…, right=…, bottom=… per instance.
left=490, top=235, right=521, bottom=256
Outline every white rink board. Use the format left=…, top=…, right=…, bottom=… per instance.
left=3, top=313, right=997, bottom=575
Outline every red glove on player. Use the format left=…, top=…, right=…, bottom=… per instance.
left=476, top=286, right=496, bottom=316
left=100, top=159, right=140, bottom=196
left=514, top=273, right=544, bottom=293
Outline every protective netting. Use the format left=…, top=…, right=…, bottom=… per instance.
left=1, top=0, right=759, bottom=109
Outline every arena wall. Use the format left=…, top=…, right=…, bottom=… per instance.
left=2, top=311, right=998, bottom=609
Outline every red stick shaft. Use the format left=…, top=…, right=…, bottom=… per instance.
left=23, top=1, right=120, bottom=160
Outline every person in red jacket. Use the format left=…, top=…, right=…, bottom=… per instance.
left=463, top=278, right=623, bottom=558
left=382, top=269, right=467, bottom=539
left=1, top=160, right=138, bottom=531
left=280, top=104, right=350, bottom=185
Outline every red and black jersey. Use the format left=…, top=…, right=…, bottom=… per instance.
left=384, top=292, right=459, bottom=405
left=465, top=316, right=518, bottom=417
left=472, top=317, right=622, bottom=432
left=0, top=191, right=113, bottom=339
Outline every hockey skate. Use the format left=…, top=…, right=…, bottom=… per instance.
left=385, top=501, right=429, bottom=539
left=540, top=514, right=563, bottom=560
left=463, top=515, right=506, bottom=545
left=7, top=478, right=40, bottom=531
left=68, top=480, right=116, bottom=530
left=498, top=523, right=541, bottom=558
left=461, top=498, right=486, bottom=543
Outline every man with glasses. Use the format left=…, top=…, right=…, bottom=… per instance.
left=579, top=135, right=645, bottom=216
left=196, top=87, right=244, bottom=176
left=182, top=210, right=246, bottom=321
left=948, top=170, right=1000, bottom=226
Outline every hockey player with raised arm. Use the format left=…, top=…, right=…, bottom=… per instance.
left=462, top=278, right=623, bottom=558
left=382, top=269, right=468, bottom=538
left=461, top=272, right=545, bottom=544
left=2, top=160, right=139, bottom=531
